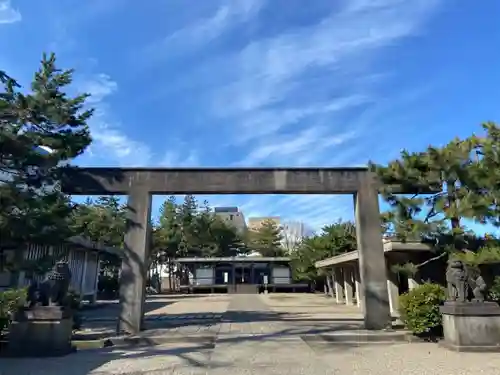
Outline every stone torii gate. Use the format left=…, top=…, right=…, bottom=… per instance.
left=61, top=166, right=408, bottom=335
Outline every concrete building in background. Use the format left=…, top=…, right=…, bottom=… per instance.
left=214, top=207, right=247, bottom=234
left=247, top=217, right=281, bottom=231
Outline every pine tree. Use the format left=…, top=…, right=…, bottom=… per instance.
left=289, top=221, right=357, bottom=283
left=370, top=135, right=487, bottom=275
left=208, top=217, right=247, bottom=257
left=470, top=122, right=500, bottom=226
left=155, top=196, right=182, bottom=255
left=290, top=235, right=325, bottom=283
left=0, top=53, right=93, bottom=272
left=178, top=195, right=199, bottom=257
left=186, top=200, right=248, bottom=257
left=249, top=219, right=284, bottom=257
left=319, top=221, right=357, bottom=255
left=152, top=196, right=183, bottom=291
left=187, top=199, right=218, bottom=257
left=70, top=196, right=126, bottom=247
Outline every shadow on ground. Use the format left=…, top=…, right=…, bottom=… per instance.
left=0, top=318, right=366, bottom=374
left=79, top=308, right=366, bottom=332
left=1, top=307, right=374, bottom=374
left=80, top=297, right=177, bottom=322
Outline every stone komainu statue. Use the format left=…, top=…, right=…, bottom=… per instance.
left=27, top=261, right=72, bottom=307
left=446, top=260, right=488, bottom=303
left=446, top=260, right=468, bottom=302
left=468, top=268, right=488, bottom=302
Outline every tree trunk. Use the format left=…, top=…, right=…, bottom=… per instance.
left=447, top=180, right=461, bottom=230
left=168, top=258, right=173, bottom=292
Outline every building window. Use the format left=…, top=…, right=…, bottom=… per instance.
left=229, top=214, right=234, bottom=220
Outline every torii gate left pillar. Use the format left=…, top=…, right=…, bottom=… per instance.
left=118, top=186, right=152, bottom=334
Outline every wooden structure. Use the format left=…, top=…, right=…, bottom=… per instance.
left=315, top=240, right=434, bottom=314
left=176, top=256, right=308, bottom=294
left=0, top=236, right=120, bottom=303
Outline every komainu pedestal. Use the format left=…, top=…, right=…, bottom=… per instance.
left=440, top=260, right=500, bottom=352
left=6, top=261, right=75, bottom=357
left=7, top=306, right=75, bottom=357
left=440, top=302, right=500, bottom=352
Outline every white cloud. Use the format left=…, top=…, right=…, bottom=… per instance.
left=80, top=74, right=200, bottom=168
left=80, top=74, right=118, bottom=104
left=236, top=127, right=358, bottom=166
left=79, top=74, right=152, bottom=166
left=197, top=0, right=442, bottom=227
left=144, top=0, right=262, bottom=63
left=220, top=95, right=370, bottom=144
left=208, top=0, right=441, bottom=147
left=90, top=120, right=152, bottom=166
left=0, top=0, right=21, bottom=24
left=174, top=0, right=261, bottom=43
left=75, top=0, right=440, bottom=228
left=161, top=150, right=199, bottom=167
left=235, top=194, right=354, bottom=231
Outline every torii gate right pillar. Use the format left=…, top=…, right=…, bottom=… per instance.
left=354, top=174, right=391, bottom=330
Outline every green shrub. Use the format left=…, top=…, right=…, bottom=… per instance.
left=399, top=283, right=446, bottom=335
left=488, top=276, right=500, bottom=303
left=0, top=288, right=27, bottom=332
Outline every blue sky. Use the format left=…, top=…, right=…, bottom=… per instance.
left=2, top=0, right=500, bottom=232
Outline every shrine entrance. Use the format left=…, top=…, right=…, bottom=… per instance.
left=177, top=257, right=295, bottom=294
left=61, top=166, right=421, bottom=335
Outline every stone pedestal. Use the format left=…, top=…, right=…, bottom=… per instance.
left=6, top=306, right=75, bottom=357
left=440, top=301, right=500, bottom=352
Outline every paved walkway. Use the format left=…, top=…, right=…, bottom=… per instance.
left=76, top=294, right=229, bottom=338
left=2, top=294, right=500, bottom=375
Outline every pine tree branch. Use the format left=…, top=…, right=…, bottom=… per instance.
left=416, top=251, right=448, bottom=269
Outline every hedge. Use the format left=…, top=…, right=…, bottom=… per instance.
left=398, top=282, right=446, bottom=335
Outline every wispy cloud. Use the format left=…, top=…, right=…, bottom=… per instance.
left=79, top=73, right=198, bottom=168
left=183, top=0, right=443, bottom=226
left=63, top=0, right=442, bottom=228
left=78, top=74, right=153, bottom=166
left=236, top=127, right=358, bottom=166
left=220, top=95, right=370, bottom=144
left=144, top=0, right=263, bottom=64
left=161, top=150, right=199, bottom=167
left=0, top=0, right=21, bottom=24
left=235, top=194, right=354, bottom=231
left=196, top=0, right=442, bottom=166
left=80, top=74, right=118, bottom=104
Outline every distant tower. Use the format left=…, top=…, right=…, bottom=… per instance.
left=214, top=207, right=247, bottom=234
